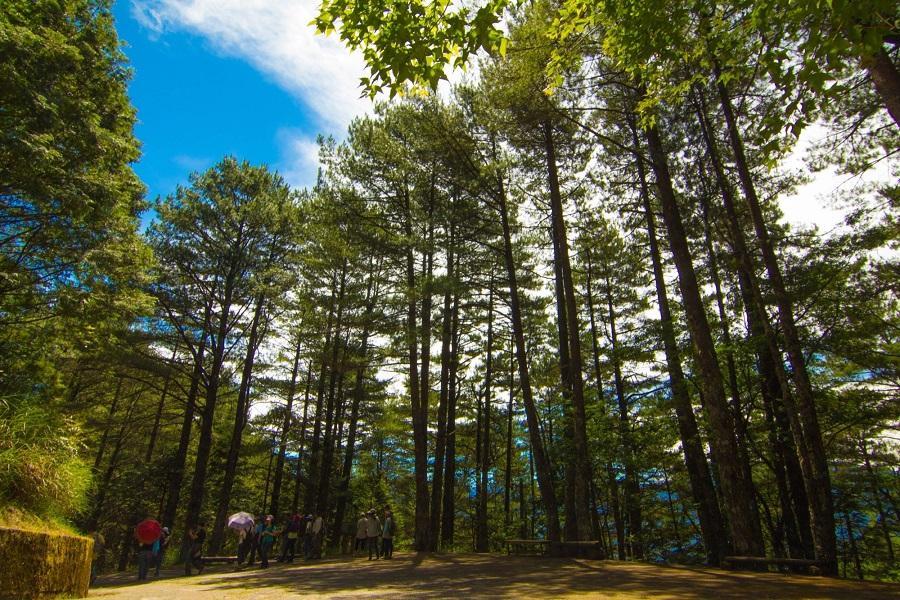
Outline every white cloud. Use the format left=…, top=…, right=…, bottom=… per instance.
left=129, top=0, right=371, bottom=131
left=276, top=129, right=321, bottom=190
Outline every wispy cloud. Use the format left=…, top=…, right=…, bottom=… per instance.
left=276, top=129, right=321, bottom=190
left=172, top=154, right=212, bottom=172
left=129, top=0, right=371, bottom=131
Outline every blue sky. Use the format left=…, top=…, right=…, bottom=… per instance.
left=113, top=0, right=370, bottom=207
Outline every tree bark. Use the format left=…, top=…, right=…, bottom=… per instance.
left=161, top=306, right=209, bottom=532
left=430, top=229, right=455, bottom=550
left=860, top=46, right=900, bottom=128
left=714, top=73, right=837, bottom=573
left=642, top=113, right=763, bottom=557
left=210, top=293, right=267, bottom=554
left=441, top=282, right=461, bottom=548
left=543, top=120, right=592, bottom=540
left=629, top=118, right=728, bottom=564
left=269, top=331, right=304, bottom=518
left=496, top=159, right=561, bottom=543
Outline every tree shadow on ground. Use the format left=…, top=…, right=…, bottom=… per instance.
left=184, top=553, right=898, bottom=599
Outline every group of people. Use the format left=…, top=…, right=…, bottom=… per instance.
left=235, top=512, right=327, bottom=568
left=354, top=508, right=395, bottom=560
left=123, top=507, right=396, bottom=581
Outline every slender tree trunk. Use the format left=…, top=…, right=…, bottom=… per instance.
left=642, top=110, right=763, bottom=557
left=844, top=512, right=864, bottom=580
left=291, top=368, right=313, bottom=514
left=604, top=278, right=642, bottom=559
left=94, top=376, right=123, bottom=471
left=305, top=278, right=338, bottom=512
left=543, top=120, right=592, bottom=540
left=210, top=293, right=267, bottom=554
left=607, top=462, right=626, bottom=559
left=714, top=71, right=837, bottom=573
left=317, top=261, right=349, bottom=517
left=441, top=285, right=461, bottom=548
left=476, top=281, right=494, bottom=552
left=697, top=190, right=764, bottom=550
left=861, top=440, right=895, bottom=563
left=496, top=158, right=561, bottom=543
left=504, top=341, right=514, bottom=528
left=405, top=182, right=430, bottom=551
left=182, top=266, right=238, bottom=571
left=694, top=91, right=820, bottom=562
left=332, top=260, right=378, bottom=537
left=145, top=343, right=179, bottom=463
left=430, top=231, right=455, bottom=550
left=161, top=307, right=209, bottom=532
left=269, top=331, right=304, bottom=518
left=629, top=118, right=728, bottom=564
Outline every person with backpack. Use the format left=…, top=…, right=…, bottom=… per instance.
left=258, top=515, right=278, bottom=568
left=279, top=514, right=302, bottom=563
left=153, top=527, right=169, bottom=576
left=381, top=509, right=396, bottom=559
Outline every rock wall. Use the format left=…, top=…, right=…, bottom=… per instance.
left=0, top=527, right=92, bottom=599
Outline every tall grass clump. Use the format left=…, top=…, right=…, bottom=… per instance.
left=0, top=397, right=91, bottom=521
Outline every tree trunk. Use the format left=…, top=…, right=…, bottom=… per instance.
left=161, top=306, right=209, bottom=532
left=441, top=283, right=461, bottom=548
left=543, top=120, right=592, bottom=540
left=504, top=341, right=514, bottom=528
left=629, top=117, right=728, bottom=564
left=93, top=376, right=123, bottom=471
left=496, top=158, right=561, bottom=543
left=430, top=230, right=455, bottom=550
left=476, top=281, right=494, bottom=552
left=145, top=343, right=178, bottom=463
left=317, top=261, right=349, bottom=517
left=642, top=112, right=763, bottom=557
left=182, top=265, right=239, bottom=571
left=291, top=368, right=314, bottom=514
left=714, top=75, right=837, bottom=572
left=304, top=277, right=338, bottom=512
left=269, top=331, right=304, bottom=518
left=210, top=293, right=267, bottom=554
left=405, top=182, right=430, bottom=551
left=333, top=265, right=378, bottom=541
left=604, top=277, right=643, bottom=559
left=860, top=46, right=900, bottom=128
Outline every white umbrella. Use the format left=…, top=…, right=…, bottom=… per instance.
left=227, top=512, right=255, bottom=530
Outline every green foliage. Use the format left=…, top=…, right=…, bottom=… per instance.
left=0, top=399, right=90, bottom=520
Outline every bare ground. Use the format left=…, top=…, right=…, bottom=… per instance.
left=89, top=552, right=900, bottom=599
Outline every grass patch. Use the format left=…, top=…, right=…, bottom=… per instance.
left=0, top=504, right=82, bottom=537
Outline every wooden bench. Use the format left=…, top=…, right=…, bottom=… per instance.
left=551, top=540, right=605, bottom=559
left=505, top=539, right=550, bottom=556
left=723, top=555, right=823, bottom=574
left=200, top=556, right=238, bottom=565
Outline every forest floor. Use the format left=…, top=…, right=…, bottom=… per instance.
left=90, top=552, right=899, bottom=599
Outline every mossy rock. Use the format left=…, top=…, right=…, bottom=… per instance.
left=0, top=526, right=92, bottom=599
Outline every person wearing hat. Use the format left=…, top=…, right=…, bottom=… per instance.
left=153, top=526, right=170, bottom=577
left=258, top=515, right=279, bottom=568
left=365, top=509, right=381, bottom=560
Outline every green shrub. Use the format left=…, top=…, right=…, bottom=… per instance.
left=0, top=398, right=91, bottom=519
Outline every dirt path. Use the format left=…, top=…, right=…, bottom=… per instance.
left=90, top=553, right=899, bottom=599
